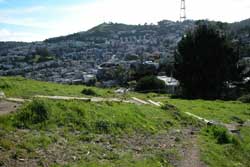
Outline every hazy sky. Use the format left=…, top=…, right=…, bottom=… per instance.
left=0, top=0, right=249, bottom=42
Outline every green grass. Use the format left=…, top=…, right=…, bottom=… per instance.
left=165, top=99, right=250, bottom=124
left=199, top=125, right=250, bottom=167
left=10, top=99, right=179, bottom=133
left=1, top=76, right=250, bottom=166
left=125, top=92, right=250, bottom=124
left=0, top=77, right=113, bottom=98
left=0, top=99, right=181, bottom=166
left=130, top=93, right=250, bottom=124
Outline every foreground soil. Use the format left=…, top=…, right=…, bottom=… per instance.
left=0, top=100, right=20, bottom=115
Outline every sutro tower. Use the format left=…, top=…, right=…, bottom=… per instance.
left=180, top=0, right=186, bottom=22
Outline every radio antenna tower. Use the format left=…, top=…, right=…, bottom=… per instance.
left=180, top=0, right=186, bottom=22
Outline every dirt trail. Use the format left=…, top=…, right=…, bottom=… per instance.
left=178, top=134, right=207, bottom=167
left=0, top=100, right=21, bottom=115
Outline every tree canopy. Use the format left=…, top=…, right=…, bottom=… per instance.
left=174, top=25, right=241, bottom=99
left=135, top=76, right=165, bottom=93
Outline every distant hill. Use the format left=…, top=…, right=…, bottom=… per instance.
left=231, top=18, right=250, bottom=32
left=45, top=23, right=140, bottom=42
left=0, top=19, right=249, bottom=83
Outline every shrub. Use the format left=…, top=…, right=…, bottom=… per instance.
left=135, top=76, right=165, bottom=93
left=238, top=94, right=250, bottom=103
left=206, top=126, right=233, bottom=144
left=15, top=99, right=49, bottom=127
left=81, top=88, right=97, bottom=96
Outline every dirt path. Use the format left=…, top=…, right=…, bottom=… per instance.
left=0, top=100, right=21, bottom=115
left=178, top=134, right=207, bottom=167
left=174, top=127, right=207, bottom=167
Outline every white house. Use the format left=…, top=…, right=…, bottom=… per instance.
left=157, top=76, right=180, bottom=94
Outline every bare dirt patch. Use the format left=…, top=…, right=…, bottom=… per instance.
left=177, top=128, right=207, bottom=167
left=0, top=100, right=21, bottom=115
left=0, top=126, right=208, bottom=167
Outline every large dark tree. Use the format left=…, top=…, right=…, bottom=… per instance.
left=174, top=25, right=241, bottom=99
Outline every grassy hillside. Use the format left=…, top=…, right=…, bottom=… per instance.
left=1, top=77, right=250, bottom=166
left=0, top=77, right=113, bottom=98
left=0, top=98, right=195, bottom=166
left=199, top=125, right=250, bottom=167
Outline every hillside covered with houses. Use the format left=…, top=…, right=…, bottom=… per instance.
left=0, top=19, right=250, bottom=88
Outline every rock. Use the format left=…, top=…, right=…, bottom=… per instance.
left=0, top=92, right=5, bottom=98
left=72, top=156, right=77, bottom=161
left=115, top=88, right=127, bottom=94
left=243, top=120, right=250, bottom=127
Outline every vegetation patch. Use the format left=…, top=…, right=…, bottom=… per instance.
left=81, top=88, right=98, bottom=96
left=156, top=98, right=250, bottom=123
left=199, top=125, right=250, bottom=167
left=0, top=98, right=186, bottom=167
left=0, top=77, right=113, bottom=98
left=14, top=99, right=49, bottom=128
left=238, top=94, right=250, bottom=103
left=135, top=76, right=165, bottom=93
left=203, top=125, right=237, bottom=144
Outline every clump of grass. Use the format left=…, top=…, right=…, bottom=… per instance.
left=0, top=80, right=11, bottom=89
left=205, top=125, right=233, bottom=144
left=14, top=99, right=49, bottom=128
left=18, top=133, right=54, bottom=152
left=81, top=88, right=97, bottom=96
left=230, top=116, right=244, bottom=124
left=95, top=120, right=112, bottom=133
left=0, top=138, right=13, bottom=150
left=161, top=103, right=178, bottom=111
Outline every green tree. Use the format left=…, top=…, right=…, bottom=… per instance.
left=174, top=25, right=241, bottom=99
left=135, top=76, right=165, bottom=93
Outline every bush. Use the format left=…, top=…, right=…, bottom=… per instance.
left=81, top=88, right=97, bottom=96
left=135, top=76, right=165, bottom=93
left=205, top=126, right=233, bottom=144
left=238, top=94, right=250, bottom=103
left=15, top=99, right=49, bottom=127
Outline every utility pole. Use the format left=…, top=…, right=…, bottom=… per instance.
left=180, top=0, right=186, bottom=22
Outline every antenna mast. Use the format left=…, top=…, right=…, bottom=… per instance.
left=180, top=0, right=186, bottom=22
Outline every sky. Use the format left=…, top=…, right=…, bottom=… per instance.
left=0, top=0, right=250, bottom=42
